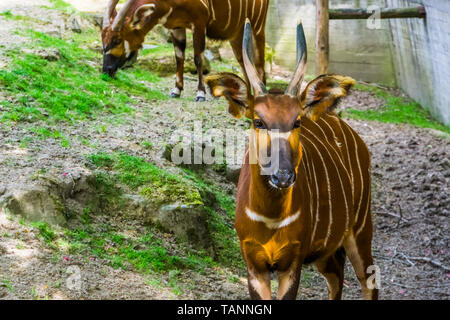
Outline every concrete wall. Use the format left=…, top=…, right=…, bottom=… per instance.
left=266, top=0, right=396, bottom=86
left=266, top=0, right=450, bottom=125
left=388, top=0, right=450, bottom=125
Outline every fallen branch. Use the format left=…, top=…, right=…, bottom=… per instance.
left=376, top=210, right=408, bottom=223
left=398, top=252, right=415, bottom=266
left=408, top=257, right=450, bottom=272
left=387, top=281, right=415, bottom=289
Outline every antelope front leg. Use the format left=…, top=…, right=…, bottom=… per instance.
left=192, top=24, right=206, bottom=102
left=247, top=268, right=271, bottom=300
left=277, top=262, right=302, bottom=300
left=170, top=28, right=186, bottom=98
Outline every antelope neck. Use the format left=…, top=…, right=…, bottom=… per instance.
left=248, top=163, right=295, bottom=220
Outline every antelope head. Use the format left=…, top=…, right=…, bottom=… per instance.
left=101, top=0, right=170, bottom=76
left=206, top=20, right=355, bottom=189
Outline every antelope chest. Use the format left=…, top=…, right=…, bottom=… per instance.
left=238, top=208, right=304, bottom=272
left=242, top=235, right=302, bottom=273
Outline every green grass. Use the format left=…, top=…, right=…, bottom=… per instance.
left=1, top=278, right=14, bottom=292
left=181, top=169, right=242, bottom=268
left=345, top=84, right=450, bottom=134
left=0, top=10, right=24, bottom=21
left=33, top=221, right=58, bottom=243
left=30, top=218, right=213, bottom=274
left=87, top=152, right=242, bottom=269
left=0, top=21, right=165, bottom=124
left=141, top=43, right=175, bottom=58
left=88, top=152, right=204, bottom=206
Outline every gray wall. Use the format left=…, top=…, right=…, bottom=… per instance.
left=388, top=0, right=450, bottom=125
left=266, top=0, right=396, bottom=86
left=266, top=0, right=450, bottom=125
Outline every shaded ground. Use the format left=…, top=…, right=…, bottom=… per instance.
left=0, top=0, right=449, bottom=300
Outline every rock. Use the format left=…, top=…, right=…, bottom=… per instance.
left=162, top=142, right=210, bottom=170
left=0, top=187, right=67, bottom=226
left=185, top=56, right=211, bottom=75
left=87, top=41, right=102, bottom=53
left=0, top=171, right=97, bottom=227
left=226, top=163, right=241, bottom=184
left=206, top=39, right=223, bottom=60
left=156, top=203, right=213, bottom=254
left=145, top=25, right=172, bottom=43
left=22, top=48, right=60, bottom=61
left=204, top=50, right=214, bottom=61
left=85, top=13, right=103, bottom=29
left=70, top=17, right=82, bottom=33
left=0, top=186, right=5, bottom=196
left=45, top=29, right=62, bottom=38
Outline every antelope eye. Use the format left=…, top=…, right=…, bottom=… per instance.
left=253, top=119, right=265, bottom=129
left=293, top=119, right=301, bottom=129
left=111, top=38, right=122, bottom=47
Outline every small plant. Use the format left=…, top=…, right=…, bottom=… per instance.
left=32, top=221, right=57, bottom=243
left=140, top=141, right=153, bottom=150
left=1, top=278, right=14, bottom=292
left=30, top=287, right=39, bottom=300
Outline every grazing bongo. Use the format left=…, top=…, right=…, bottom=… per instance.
left=205, top=21, right=378, bottom=300
left=101, top=0, right=269, bottom=101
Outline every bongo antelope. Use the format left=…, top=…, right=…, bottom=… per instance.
left=101, top=0, right=269, bottom=101
left=205, top=21, right=378, bottom=300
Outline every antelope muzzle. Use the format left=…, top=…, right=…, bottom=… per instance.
left=102, top=51, right=137, bottom=77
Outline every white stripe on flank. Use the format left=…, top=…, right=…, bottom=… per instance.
left=256, top=0, right=267, bottom=35
left=237, top=0, right=243, bottom=29
left=254, top=0, right=264, bottom=35
left=244, top=0, right=248, bottom=20
left=300, top=138, right=320, bottom=245
left=347, top=126, right=364, bottom=225
left=301, top=153, right=314, bottom=235
left=209, top=0, right=216, bottom=21
left=313, top=118, right=352, bottom=231
left=252, top=0, right=256, bottom=20
left=356, top=190, right=370, bottom=236
left=200, top=0, right=208, bottom=11
left=303, top=126, right=349, bottom=238
left=301, top=134, right=332, bottom=246
left=320, top=116, right=354, bottom=202
left=246, top=208, right=300, bottom=229
left=225, top=0, right=232, bottom=30
left=335, top=118, right=354, bottom=199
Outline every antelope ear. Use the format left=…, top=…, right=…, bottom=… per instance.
left=300, top=75, right=355, bottom=121
left=205, top=72, right=251, bottom=119
left=131, top=4, right=156, bottom=29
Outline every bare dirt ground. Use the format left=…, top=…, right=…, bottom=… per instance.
left=0, top=0, right=449, bottom=300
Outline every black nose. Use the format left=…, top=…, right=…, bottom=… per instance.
left=102, top=65, right=116, bottom=77
left=270, top=169, right=296, bottom=189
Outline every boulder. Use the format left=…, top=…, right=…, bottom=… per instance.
left=156, top=203, right=213, bottom=254
left=1, top=187, right=67, bottom=226
left=225, top=164, right=242, bottom=184
left=184, top=56, right=211, bottom=75
left=70, top=17, right=82, bottom=33
left=0, top=171, right=97, bottom=227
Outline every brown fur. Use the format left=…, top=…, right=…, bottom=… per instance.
left=206, top=73, right=378, bottom=300
left=102, top=0, right=269, bottom=98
